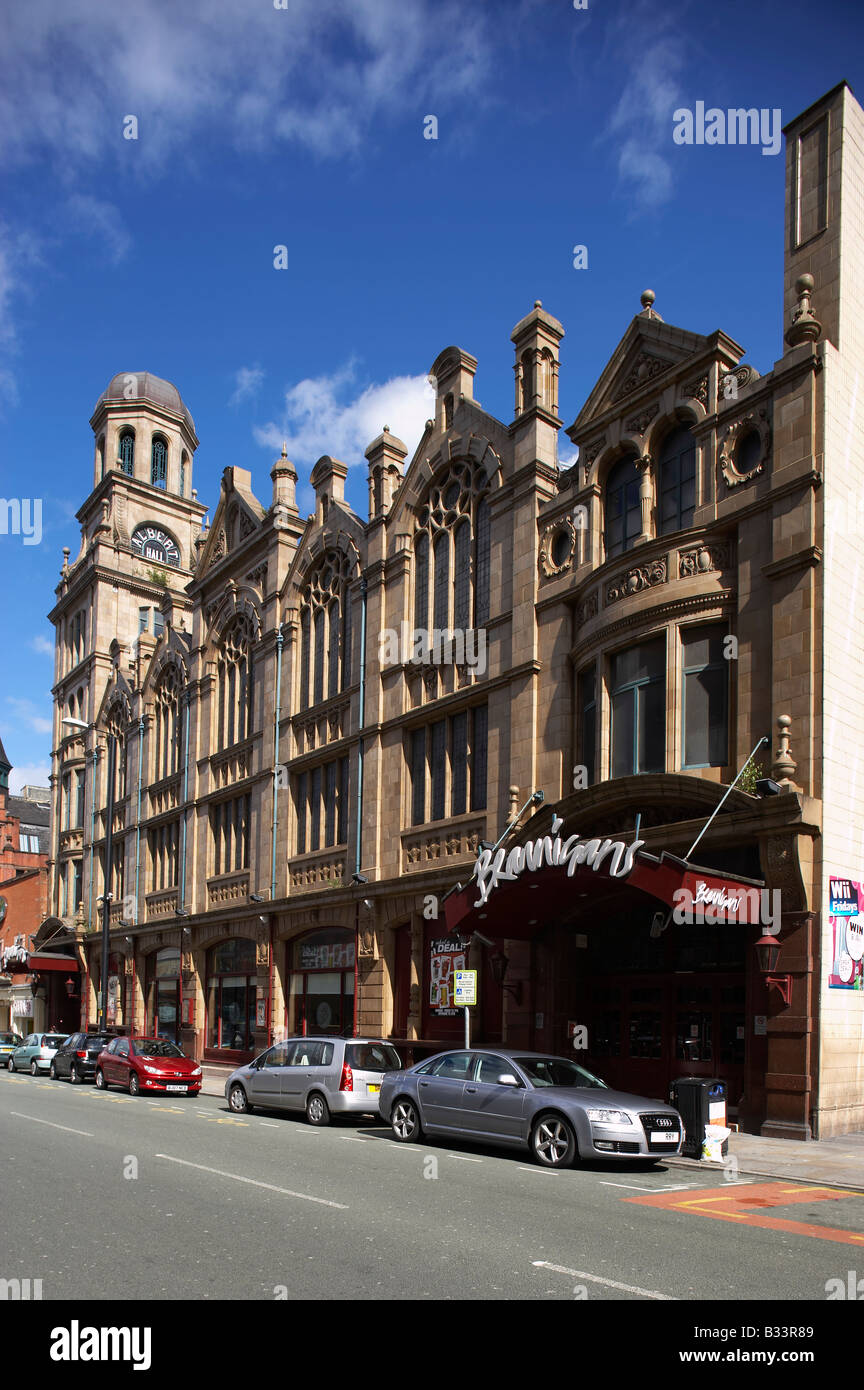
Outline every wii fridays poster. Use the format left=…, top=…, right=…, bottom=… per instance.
left=828, top=878, right=864, bottom=989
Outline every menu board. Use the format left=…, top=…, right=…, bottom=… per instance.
left=429, top=937, right=468, bottom=1016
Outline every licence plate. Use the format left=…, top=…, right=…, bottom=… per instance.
left=651, top=1131, right=679, bottom=1143
left=366, top=1084, right=380, bottom=1094
left=166, top=1084, right=187, bottom=1093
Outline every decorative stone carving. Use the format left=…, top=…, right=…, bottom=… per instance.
left=771, top=713, right=798, bottom=787
left=576, top=591, right=599, bottom=625
left=539, top=516, right=576, bottom=578
left=581, top=438, right=605, bottom=482
left=678, top=543, right=731, bottom=577
left=209, top=529, right=227, bottom=567
left=625, top=403, right=659, bottom=436
left=681, top=374, right=709, bottom=408
left=719, top=405, right=771, bottom=489
left=614, top=354, right=669, bottom=402
left=785, top=274, right=822, bottom=349
left=606, top=558, right=667, bottom=604
left=719, top=364, right=759, bottom=402
left=246, top=562, right=268, bottom=592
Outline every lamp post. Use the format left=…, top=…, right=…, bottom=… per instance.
left=63, top=717, right=114, bottom=1031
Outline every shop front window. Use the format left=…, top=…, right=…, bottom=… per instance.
left=286, top=929, right=355, bottom=1036
left=206, top=939, right=257, bottom=1051
left=147, top=947, right=180, bottom=1044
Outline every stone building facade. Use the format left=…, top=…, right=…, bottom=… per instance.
left=47, top=82, right=864, bottom=1138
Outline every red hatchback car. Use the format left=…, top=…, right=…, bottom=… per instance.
left=95, top=1037, right=202, bottom=1096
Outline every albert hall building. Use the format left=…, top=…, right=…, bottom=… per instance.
left=45, top=83, right=864, bottom=1139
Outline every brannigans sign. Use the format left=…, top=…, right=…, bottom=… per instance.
left=472, top=814, right=644, bottom=907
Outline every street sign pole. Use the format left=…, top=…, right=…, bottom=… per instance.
left=464, top=1005, right=470, bottom=1049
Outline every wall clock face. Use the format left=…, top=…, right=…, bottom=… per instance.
left=131, top=525, right=181, bottom=567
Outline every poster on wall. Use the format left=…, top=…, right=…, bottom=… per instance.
left=429, top=937, right=468, bottom=1017
left=828, top=877, right=864, bottom=990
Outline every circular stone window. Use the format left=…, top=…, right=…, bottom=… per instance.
left=539, top=518, right=576, bottom=577
left=735, top=429, right=762, bottom=477
left=551, top=527, right=572, bottom=569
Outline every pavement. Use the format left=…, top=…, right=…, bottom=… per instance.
left=199, top=1064, right=864, bottom=1193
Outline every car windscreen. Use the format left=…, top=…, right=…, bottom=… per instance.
left=345, top=1042, right=402, bottom=1072
left=84, top=1035, right=111, bottom=1048
left=135, top=1040, right=185, bottom=1058
left=515, top=1057, right=608, bottom=1089
left=0, top=1034, right=21, bottom=1044
left=41, top=1035, right=68, bottom=1047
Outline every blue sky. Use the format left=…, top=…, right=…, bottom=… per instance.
left=0, top=0, right=861, bottom=791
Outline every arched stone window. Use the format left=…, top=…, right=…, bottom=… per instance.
left=118, top=430, right=135, bottom=476
left=179, top=450, right=188, bottom=497
left=604, top=454, right=642, bottom=559
left=151, top=436, right=168, bottom=489
left=413, top=458, right=492, bottom=636
left=105, top=699, right=128, bottom=804
left=217, top=613, right=256, bottom=746
left=154, top=663, right=183, bottom=781
left=298, top=548, right=355, bottom=707
left=657, top=425, right=696, bottom=534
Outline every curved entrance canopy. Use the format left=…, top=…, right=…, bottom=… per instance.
left=443, top=831, right=767, bottom=941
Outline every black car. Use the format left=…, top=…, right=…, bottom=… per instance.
left=50, top=1033, right=113, bottom=1083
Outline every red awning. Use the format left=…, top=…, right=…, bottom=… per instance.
left=443, top=847, right=766, bottom=940
left=28, top=954, right=80, bottom=973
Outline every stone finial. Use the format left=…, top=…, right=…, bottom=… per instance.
left=508, top=785, right=520, bottom=819
left=61, top=547, right=70, bottom=572
left=638, top=288, right=663, bottom=321
left=785, top=274, right=823, bottom=348
left=271, top=443, right=298, bottom=514
left=771, top=714, right=798, bottom=786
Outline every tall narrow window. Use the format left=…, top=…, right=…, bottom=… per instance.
left=410, top=729, right=426, bottom=826
left=604, top=455, right=642, bottom=559
left=430, top=721, right=446, bottom=821
left=453, top=521, right=471, bottom=630
left=151, top=437, right=168, bottom=488
left=296, top=772, right=307, bottom=854
left=610, top=638, right=666, bottom=777
left=342, top=590, right=353, bottom=687
left=119, top=431, right=135, bottom=476
left=474, top=497, right=490, bottom=628
left=310, top=767, right=321, bottom=852
left=218, top=615, right=255, bottom=747
left=299, top=610, right=311, bottom=709
left=658, top=426, right=696, bottom=535
left=470, top=705, right=488, bottom=811
left=328, top=600, right=340, bottom=699
left=325, top=761, right=337, bottom=844
left=451, top=711, right=468, bottom=815
left=299, top=549, right=357, bottom=706
left=313, top=609, right=325, bottom=705
left=179, top=451, right=188, bottom=497
left=338, top=757, right=349, bottom=843
left=433, top=532, right=449, bottom=631
left=414, top=533, right=429, bottom=632
left=577, top=665, right=597, bottom=786
left=682, top=626, right=728, bottom=768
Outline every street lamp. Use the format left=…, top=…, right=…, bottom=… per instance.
left=63, top=716, right=114, bottom=1032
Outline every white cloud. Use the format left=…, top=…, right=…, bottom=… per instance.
left=229, top=366, right=265, bottom=408
left=63, top=194, right=131, bottom=263
left=30, top=635, right=54, bottom=656
left=602, top=13, right=687, bottom=212
left=255, top=363, right=434, bottom=471
left=8, top=762, right=51, bottom=796
left=6, top=697, right=52, bottom=735
left=0, top=0, right=493, bottom=172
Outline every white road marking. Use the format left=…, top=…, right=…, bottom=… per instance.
left=259, top=1121, right=280, bottom=1128
left=446, top=1154, right=483, bottom=1162
left=10, top=1111, right=93, bottom=1137
left=532, top=1261, right=677, bottom=1301
left=518, top=1166, right=558, bottom=1175
left=154, top=1154, right=349, bottom=1209
left=599, top=1181, right=657, bottom=1192
left=341, top=1136, right=370, bottom=1143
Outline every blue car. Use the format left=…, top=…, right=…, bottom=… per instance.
left=9, top=1032, right=69, bottom=1075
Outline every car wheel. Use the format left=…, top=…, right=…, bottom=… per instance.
left=228, top=1084, right=251, bottom=1115
left=305, top=1092, right=330, bottom=1126
left=391, top=1096, right=422, bottom=1142
left=531, top=1113, right=577, bottom=1168
left=30, top=1061, right=39, bottom=1077
left=70, top=1064, right=82, bottom=1084
left=95, top=1069, right=107, bottom=1090
left=129, top=1072, right=140, bottom=1097
left=7, top=1057, right=14, bottom=1071
left=49, top=1062, right=57, bottom=1079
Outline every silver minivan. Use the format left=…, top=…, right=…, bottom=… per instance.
left=225, top=1037, right=403, bottom=1124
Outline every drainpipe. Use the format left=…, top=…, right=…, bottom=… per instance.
left=270, top=623, right=284, bottom=902
left=354, top=577, right=368, bottom=880
left=178, top=694, right=191, bottom=912
left=133, top=717, right=144, bottom=924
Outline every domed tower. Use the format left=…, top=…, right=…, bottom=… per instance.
left=47, top=372, right=207, bottom=930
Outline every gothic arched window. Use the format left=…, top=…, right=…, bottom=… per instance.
left=413, top=458, right=492, bottom=637
left=217, top=614, right=256, bottom=747
left=298, top=549, right=356, bottom=707
left=604, top=454, right=642, bottom=559
left=154, top=663, right=183, bottom=781
left=105, top=700, right=129, bottom=806
left=151, top=437, right=168, bottom=489
left=119, top=431, right=135, bottom=476
left=658, top=425, right=696, bottom=535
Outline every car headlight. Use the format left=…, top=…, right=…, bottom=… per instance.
left=141, top=1065, right=161, bottom=1075
left=191, top=1067, right=202, bottom=1076
left=586, top=1108, right=633, bottom=1125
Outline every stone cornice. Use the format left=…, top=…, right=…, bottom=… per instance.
left=761, top=545, right=822, bottom=580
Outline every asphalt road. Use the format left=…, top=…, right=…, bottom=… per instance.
left=2, top=1068, right=863, bottom=1302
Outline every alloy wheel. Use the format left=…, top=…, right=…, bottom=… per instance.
left=306, top=1093, right=330, bottom=1126
left=228, top=1084, right=249, bottom=1114
left=391, top=1098, right=420, bottom=1141
left=30, top=1061, right=38, bottom=1076
left=532, top=1115, right=575, bottom=1167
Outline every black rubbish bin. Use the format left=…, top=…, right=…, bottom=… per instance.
left=669, top=1077, right=728, bottom=1159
